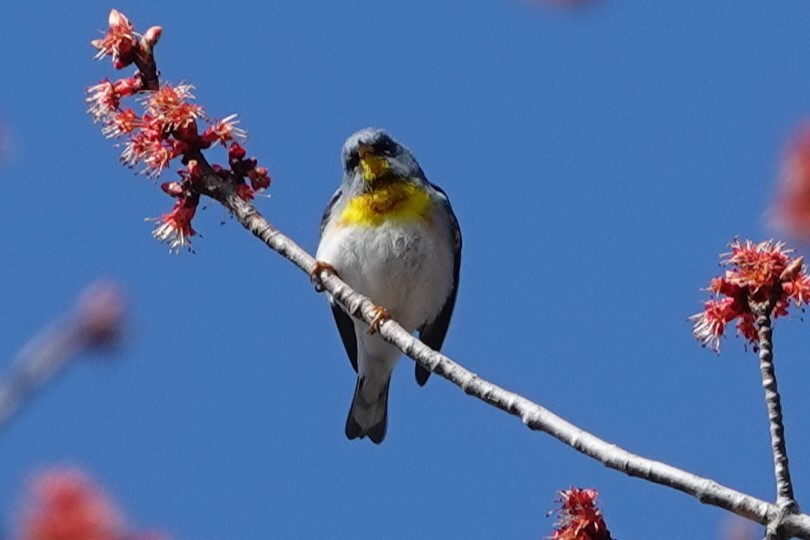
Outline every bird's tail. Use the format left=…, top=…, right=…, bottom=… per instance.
left=345, top=376, right=391, bottom=444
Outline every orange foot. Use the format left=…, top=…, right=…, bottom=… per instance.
left=311, top=261, right=338, bottom=292
left=367, top=306, right=391, bottom=335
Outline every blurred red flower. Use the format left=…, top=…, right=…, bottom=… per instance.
left=20, top=469, right=124, bottom=540
left=18, top=468, right=169, bottom=540
left=773, top=124, right=810, bottom=242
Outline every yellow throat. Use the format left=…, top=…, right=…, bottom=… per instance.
left=360, top=154, right=389, bottom=182
left=340, top=180, right=433, bottom=227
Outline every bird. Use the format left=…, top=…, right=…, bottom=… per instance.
left=314, top=128, right=461, bottom=444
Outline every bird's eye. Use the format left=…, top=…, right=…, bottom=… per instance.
left=346, top=152, right=360, bottom=170
left=372, top=138, right=397, bottom=156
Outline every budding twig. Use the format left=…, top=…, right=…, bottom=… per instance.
left=0, top=282, right=125, bottom=431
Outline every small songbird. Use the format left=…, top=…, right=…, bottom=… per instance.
left=314, top=128, right=461, bottom=444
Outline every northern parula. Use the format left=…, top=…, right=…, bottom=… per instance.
left=315, top=128, right=461, bottom=444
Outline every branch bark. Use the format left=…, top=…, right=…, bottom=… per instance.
left=751, top=297, right=799, bottom=540
left=194, top=175, right=810, bottom=538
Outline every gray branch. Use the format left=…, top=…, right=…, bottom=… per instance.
left=0, top=319, right=82, bottom=427
left=0, top=281, right=124, bottom=431
left=199, top=186, right=810, bottom=538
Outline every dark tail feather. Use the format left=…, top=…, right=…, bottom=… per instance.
left=345, top=376, right=390, bottom=444
left=415, top=364, right=431, bottom=386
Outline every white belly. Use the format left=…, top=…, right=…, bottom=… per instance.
left=317, top=218, right=455, bottom=332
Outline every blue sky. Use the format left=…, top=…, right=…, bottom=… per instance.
left=2, top=1, right=810, bottom=538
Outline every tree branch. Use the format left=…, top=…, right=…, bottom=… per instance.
left=197, top=177, right=810, bottom=538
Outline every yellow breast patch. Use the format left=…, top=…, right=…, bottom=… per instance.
left=340, top=182, right=433, bottom=227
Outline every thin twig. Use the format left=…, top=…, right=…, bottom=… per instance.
left=0, top=282, right=125, bottom=431
left=751, top=296, right=798, bottom=540
left=0, top=321, right=82, bottom=428
left=757, top=311, right=796, bottom=506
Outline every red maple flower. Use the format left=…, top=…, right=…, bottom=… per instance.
left=773, top=124, right=810, bottom=242
left=86, top=78, right=142, bottom=124
left=248, top=165, right=271, bottom=191
left=101, top=109, right=141, bottom=138
left=691, top=239, right=810, bottom=352
left=723, top=240, right=790, bottom=291
left=150, top=196, right=199, bottom=253
left=228, top=142, right=247, bottom=160
left=783, top=272, right=810, bottom=305
left=203, top=114, right=248, bottom=146
left=91, top=10, right=138, bottom=68
left=20, top=468, right=124, bottom=540
left=549, top=487, right=612, bottom=540
left=120, top=130, right=176, bottom=177
left=144, top=84, right=204, bottom=131
left=85, top=81, right=120, bottom=123
left=112, top=77, right=142, bottom=98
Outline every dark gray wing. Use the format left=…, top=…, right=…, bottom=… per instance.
left=331, top=302, right=358, bottom=373
left=320, top=188, right=342, bottom=235
left=320, top=188, right=358, bottom=372
left=416, top=191, right=461, bottom=386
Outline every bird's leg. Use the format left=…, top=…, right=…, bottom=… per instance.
left=367, top=306, right=391, bottom=335
left=310, top=261, right=338, bottom=292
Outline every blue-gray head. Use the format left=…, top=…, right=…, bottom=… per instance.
left=341, top=128, right=424, bottom=185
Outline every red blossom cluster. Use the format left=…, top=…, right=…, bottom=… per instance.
left=549, top=487, right=612, bottom=540
left=690, top=239, right=810, bottom=353
left=87, top=10, right=270, bottom=252
left=19, top=468, right=165, bottom=540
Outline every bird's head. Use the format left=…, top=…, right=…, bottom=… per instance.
left=341, top=128, right=423, bottom=186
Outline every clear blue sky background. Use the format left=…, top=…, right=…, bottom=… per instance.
left=2, top=1, right=810, bottom=538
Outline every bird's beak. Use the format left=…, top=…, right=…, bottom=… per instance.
left=358, top=143, right=389, bottom=182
